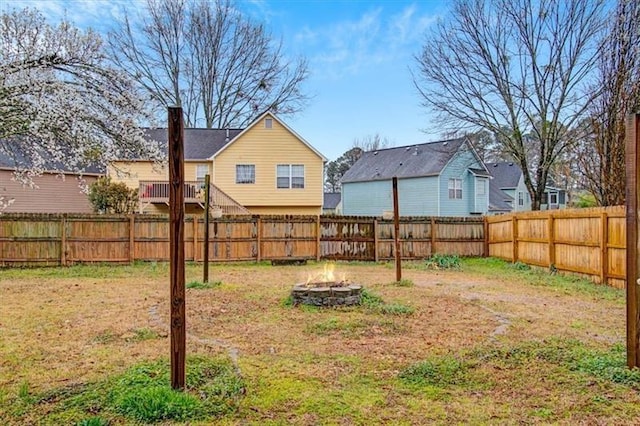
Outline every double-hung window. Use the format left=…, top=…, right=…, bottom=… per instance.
left=196, top=164, right=209, bottom=182
left=236, top=164, right=255, bottom=184
left=448, top=178, right=462, bottom=199
left=277, top=164, right=305, bottom=189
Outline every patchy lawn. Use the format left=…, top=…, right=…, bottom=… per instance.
left=0, top=258, right=638, bottom=425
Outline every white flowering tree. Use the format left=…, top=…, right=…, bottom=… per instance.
left=0, top=8, right=162, bottom=190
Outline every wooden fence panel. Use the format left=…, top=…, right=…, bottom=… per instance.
left=320, top=217, right=376, bottom=260
left=487, top=206, right=627, bottom=287
left=66, top=217, right=129, bottom=263
left=0, top=215, right=61, bottom=266
left=135, top=216, right=170, bottom=261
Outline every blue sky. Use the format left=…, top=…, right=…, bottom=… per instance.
left=3, top=0, right=450, bottom=160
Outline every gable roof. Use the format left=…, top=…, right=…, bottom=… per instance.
left=213, top=111, right=327, bottom=162
left=323, top=192, right=341, bottom=209
left=128, top=111, right=326, bottom=163
left=486, top=162, right=522, bottom=189
left=141, top=128, right=243, bottom=160
left=341, top=138, right=470, bottom=183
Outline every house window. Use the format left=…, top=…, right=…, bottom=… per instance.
left=196, top=164, right=209, bottom=181
left=477, top=179, right=486, bottom=196
left=448, top=178, right=462, bottom=199
left=518, top=191, right=524, bottom=206
left=236, top=164, right=255, bottom=184
left=549, top=192, right=558, bottom=205
left=265, top=118, right=273, bottom=129
left=277, top=164, right=304, bottom=189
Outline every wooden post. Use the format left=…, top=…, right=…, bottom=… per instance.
left=203, top=174, right=210, bottom=283
left=601, top=212, right=609, bottom=285
left=256, top=216, right=262, bottom=262
left=168, top=106, right=186, bottom=390
left=373, top=218, right=379, bottom=262
left=512, top=215, right=519, bottom=263
left=626, top=112, right=640, bottom=368
left=431, top=216, right=437, bottom=255
left=483, top=217, right=489, bottom=258
left=60, top=215, right=67, bottom=266
left=129, top=215, right=135, bottom=264
left=193, top=216, right=198, bottom=262
left=548, top=213, right=555, bottom=268
left=315, top=215, right=321, bottom=261
left=392, top=177, right=401, bottom=281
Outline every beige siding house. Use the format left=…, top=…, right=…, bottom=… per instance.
left=110, top=112, right=327, bottom=215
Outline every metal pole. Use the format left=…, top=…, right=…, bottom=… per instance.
left=168, top=106, right=186, bottom=389
left=203, top=174, right=210, bottom=283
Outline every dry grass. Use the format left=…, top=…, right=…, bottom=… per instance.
left=1, top=259, right=638, bottom=424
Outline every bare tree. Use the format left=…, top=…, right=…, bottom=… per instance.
left=108, top=0, right=309, bottom=128
left=352, top=133, right=393, bottom=152
left=0, top=8, right=160, bottom=186
left=574, top=0, right=640, bottom=206
left=413, top=0, right=605, bottom=209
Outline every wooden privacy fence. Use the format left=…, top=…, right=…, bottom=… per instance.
left=486, top=206, right=626, bottom=288
left=0, top=214, right=485, bottom=267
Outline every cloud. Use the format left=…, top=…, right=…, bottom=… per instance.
left=296, top=4, right=438, bottom=80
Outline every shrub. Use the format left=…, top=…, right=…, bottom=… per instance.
left=88, top=177, right=138, bottom=214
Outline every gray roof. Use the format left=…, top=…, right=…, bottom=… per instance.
left=0, top=140, right=104, bottom=174
left=341, top=138, right=468, bottom=183
left=143, top=128, right=243, bottom=160
left=323, top=192, right=341, bottom=209
left=487, top=162, right=522, bottom=189
left=487, top=162, right=522, bottom=211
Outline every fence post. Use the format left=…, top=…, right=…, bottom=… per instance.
left=60, top=215, right=67, bottom=266
left=601, top=212, right=609, bottom=285
left=548, top=213, right=555, bottom=269
left=256, top=216, right=262, bottom=262
left=483, top=217, right=489, bottom=257
left=193, top=216, right=198, bottom=262
left=431, top=216, right=437, bottom=255
left=316, top=215, right=321, bottom=261
left=129, top=215, right=135, bottom=264
left=374, top=218, right=379, bottom=262
left=512, top=215, right=518, bottom=263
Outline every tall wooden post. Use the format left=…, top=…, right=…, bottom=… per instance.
left=203, top=174, right=211, bottom=283
left=626, top=112, right=640, bottom=369
left=168, top=107, right=186, bottom=389
left=392, top=177, right=402, bottom=281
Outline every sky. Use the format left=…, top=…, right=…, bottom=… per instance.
left=2, top=0, right=451, bottom=161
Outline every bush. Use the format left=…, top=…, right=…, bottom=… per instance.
left=425, top=254, right=461, bottom=270
left=88, top=177, right=138, bottom=214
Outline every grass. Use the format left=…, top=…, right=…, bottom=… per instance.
left=1, top=259, right=636, bottom=424
left=187, top=280, right=222, bottom=289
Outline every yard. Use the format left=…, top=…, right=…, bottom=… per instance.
left=1, top=258, right=639, bottom=424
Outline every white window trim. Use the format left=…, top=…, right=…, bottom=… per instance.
left=235, top=164, right=255, bottom=184
left=276, top=164, right=305, bottom=189
left=195, top=164, right=209, bottom=180
left=448, top=178, right=462, bottom=199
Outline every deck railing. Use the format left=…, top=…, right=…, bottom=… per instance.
left=138, top=180, right=250, bottom=215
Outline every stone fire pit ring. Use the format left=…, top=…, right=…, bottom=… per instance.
left=291, top=283, right=362, bottom=307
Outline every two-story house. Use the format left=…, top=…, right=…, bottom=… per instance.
left=340, top=138, right=491, bottom=216
left=109, top=111, right=327, bottom=215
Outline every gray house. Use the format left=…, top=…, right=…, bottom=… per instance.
left=487, top=162, right=567, bottom=214
left=340, top=138, right=490, bottom=217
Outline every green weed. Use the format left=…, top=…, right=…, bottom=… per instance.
left=187, top=280, right=222, bottom=289
left=425, top=254, right=461, bottom=270
left=392, top=278, right=414, bottom=287
left=399, top=356, right=469, bottom=387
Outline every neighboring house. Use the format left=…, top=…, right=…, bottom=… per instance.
left=487, top=162, right=567, bottom=214
left=0, top=151, right=102, bottom=213
left=323, top=192, right=341, bottom=215
left=110, top=111, right=327, bottom=215
left=340, top=138, right=491, bottom=217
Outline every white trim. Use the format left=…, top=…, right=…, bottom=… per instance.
left=212, top=111, right=328, bottom=162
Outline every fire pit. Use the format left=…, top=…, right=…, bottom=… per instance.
left=291, top=265, right=363, bottom=307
